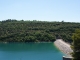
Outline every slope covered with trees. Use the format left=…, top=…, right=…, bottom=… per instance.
left=0, top=19, right=80, bottom=42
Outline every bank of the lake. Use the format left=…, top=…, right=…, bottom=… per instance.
left=54, top=39, right=73, bottom=57
left=0, top=43, right=65, bottom=60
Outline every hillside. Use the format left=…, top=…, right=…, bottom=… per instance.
left=0, top=19, right=80, bottom=42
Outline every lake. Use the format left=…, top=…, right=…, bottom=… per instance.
left=0, top=43, right=65, bottom=60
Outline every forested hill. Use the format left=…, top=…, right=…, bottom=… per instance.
left=0, top=19, right=80, bottom=42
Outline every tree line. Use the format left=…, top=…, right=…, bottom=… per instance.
left=0, top=19, right=80, bottom=42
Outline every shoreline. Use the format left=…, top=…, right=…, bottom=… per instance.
left=54, top=39, right=73, bottom=57
left=0, top=41, right=53, bottom=44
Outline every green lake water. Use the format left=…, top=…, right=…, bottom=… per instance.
left=0, top=43, right=65, bottom=60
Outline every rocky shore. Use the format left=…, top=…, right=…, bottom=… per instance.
left=54, top=39, right=73, bottom=57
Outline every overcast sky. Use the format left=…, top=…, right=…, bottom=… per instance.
left=0, top=0, right=80, bottom=22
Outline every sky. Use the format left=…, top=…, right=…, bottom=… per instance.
left=0, top=0, right=80, bottom=22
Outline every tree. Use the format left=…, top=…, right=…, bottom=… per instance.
left=71, top=29, right=80, bottom=60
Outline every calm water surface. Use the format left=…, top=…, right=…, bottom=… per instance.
left=0, top=43, right=65, bottom=60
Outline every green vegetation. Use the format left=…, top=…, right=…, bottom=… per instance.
left=71, top=29, right=80, bottom=60
left=0, top=19, right=80, bottom=42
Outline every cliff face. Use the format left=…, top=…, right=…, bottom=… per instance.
left=54, top=39, right=73, bottom=57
